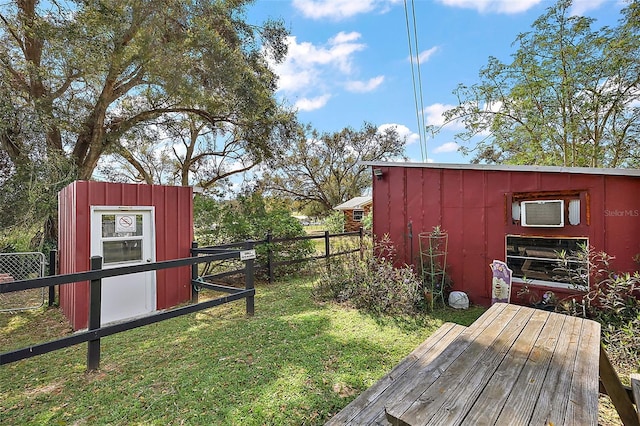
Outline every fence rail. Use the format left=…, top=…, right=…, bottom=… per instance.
left=1, top=248, right=254, bottom=371
left=194, top=228, right=365, bottom=284
left=1, top=229, right=367, bottom=372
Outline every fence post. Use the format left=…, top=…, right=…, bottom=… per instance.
left=87, top=256, right=102, bottom=371
left=266, top=232, right=274, bottom=284
left=244, top=240, right=255, bottom=316
left=324, top=230, right=331, bottom=275
left=324, top=230, right=330, bottom=258
left=359, top=227, right=364, bottom=260
left=48, top=250, right=57, bottom=306
left=191, top=241, right=199, bottom=304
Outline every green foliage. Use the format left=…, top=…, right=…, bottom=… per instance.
left=313, top=235, right=425, bottom=316
left=434, top=0, right=640, bottom=168
left=194, top=192, right=313, bottom=277
left=553, top=245, right=640, bottom=372
left=323, top=211, right=345, bottom=234
left=361, top=211, right=373, bottom=231
left=0, top=152, right=76, bottom=251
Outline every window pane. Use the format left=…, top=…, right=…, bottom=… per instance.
left=506, top=236, right=587, bottom=285
left=103, top=240, right=143, bottom=264
left=102, top=214, right=143, bottom=237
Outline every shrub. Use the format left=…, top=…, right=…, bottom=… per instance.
left=193, top=192, right=314, bottom=279
left=323, top=210, right=345, bottom=234
left=555, top=245, right=640, bottom=371
left=313, top=235, right=424, bottom=316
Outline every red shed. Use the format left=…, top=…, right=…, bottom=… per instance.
left=366, top=162, right=640, bottom=306
left=58, top=181, right=194, bottom=330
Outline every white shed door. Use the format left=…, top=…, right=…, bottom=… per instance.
left=91, top=207, right=156, bottom=325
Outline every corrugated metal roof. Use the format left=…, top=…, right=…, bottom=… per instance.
left=333, top=196, right=373, bottom=210
left=362, top=161, right=640, bottom=177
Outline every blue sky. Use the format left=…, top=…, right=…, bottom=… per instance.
left=247, top=0, right=627, bottom=164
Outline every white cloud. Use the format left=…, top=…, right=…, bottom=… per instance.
left=432, top=141, right=459, bottom=154
left=292, top=0, right=400, bottom=20
left=345, top=76, right=384, bottom=93
left=378, top=123, right=420, bottom=145
left=435, top=0, right=543, bottom=14
left=295, top=94, right=332, bottom=111
left=268, top=32, right=383, bottom=112
left=410, top=46, right=439, bottom=64
left=483, top=100, right=502, bottom=113
left=423, top=103, right=463, bottom=130
left=569, top=0, right=608, bottom=16
left=272, top=34, right=366, bottom=95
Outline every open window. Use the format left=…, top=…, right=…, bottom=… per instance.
left=506, top=235, right=589, bottom=290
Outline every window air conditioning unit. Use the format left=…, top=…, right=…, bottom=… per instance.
left=521, top=200, right=565, bottom=227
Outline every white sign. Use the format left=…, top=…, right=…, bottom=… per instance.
left=240, top=249, right=256, bottom=261
left=115, top=214, right=137, bottom=233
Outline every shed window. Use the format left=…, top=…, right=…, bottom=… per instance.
left=353, top=210, right=364, bottom=221
left=506, top=235, right=588, bottom=290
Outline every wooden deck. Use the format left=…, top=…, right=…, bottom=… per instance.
left=326, top=303, right=604, bottom=426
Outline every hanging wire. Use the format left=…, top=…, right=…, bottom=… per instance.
left=403, top=0, right=429, bottom=162
left=411, top=0, right=429, bottom=161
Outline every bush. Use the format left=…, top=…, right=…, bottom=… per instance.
left=555, top=245, right=640, bottom=372
left=323, top=210, right=345, bottom=234
left=313, top=235, right=424, bottom=316
left=193, top=192, right=314, bottom=278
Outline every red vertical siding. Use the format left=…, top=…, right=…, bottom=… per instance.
left=372, top=165, right=640, bottom=307
left=58, top=181, right=193, bottom=330
left=603, top=176, right=640, bottom=272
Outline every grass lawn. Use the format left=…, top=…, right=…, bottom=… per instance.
left=1, top=275, right=485, bottom=425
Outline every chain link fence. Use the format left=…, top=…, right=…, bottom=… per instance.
left=0, top=252, right=46, bottom=312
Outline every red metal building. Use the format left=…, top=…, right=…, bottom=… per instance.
left=366, top=162, right=640, bottom=306
left=58, top=181, right=194, bottom=330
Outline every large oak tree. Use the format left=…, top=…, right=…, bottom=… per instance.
left=0, top=0, right=291, bottom=246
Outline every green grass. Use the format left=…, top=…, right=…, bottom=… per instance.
left=0, top=276, right=485, bottom=425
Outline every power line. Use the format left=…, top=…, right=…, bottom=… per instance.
left=404, top=0, right=428, bottom=161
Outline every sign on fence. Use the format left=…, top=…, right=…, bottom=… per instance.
left=240, top=250, right=256, bottom=261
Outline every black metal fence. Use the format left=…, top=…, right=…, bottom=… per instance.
left=0, top=229, right=366, bottom=371
left=1, top=247, right=254, bottom=370
left=193, top=228, right=365, bottom=285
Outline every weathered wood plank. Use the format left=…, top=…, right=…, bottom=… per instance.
left=382, top=304, right=518, bottom=426
left=493, top=311, right=566, bottom=425
left=350, top=323, right=467, bottom=426
left=462, top=308, right=549, bottom=425
left=415, top=306, right=534, bottom=426
left=324, top=322, right=466, bottom=425
left=600, top=346, right=640, bottom=426
left=528, top=315, right=582, bottom=425
left=564, top=318, right=600, bottom=425
left=385, top=303, right=526, bottom=426
left=338, top=303, right=601, bottom=426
